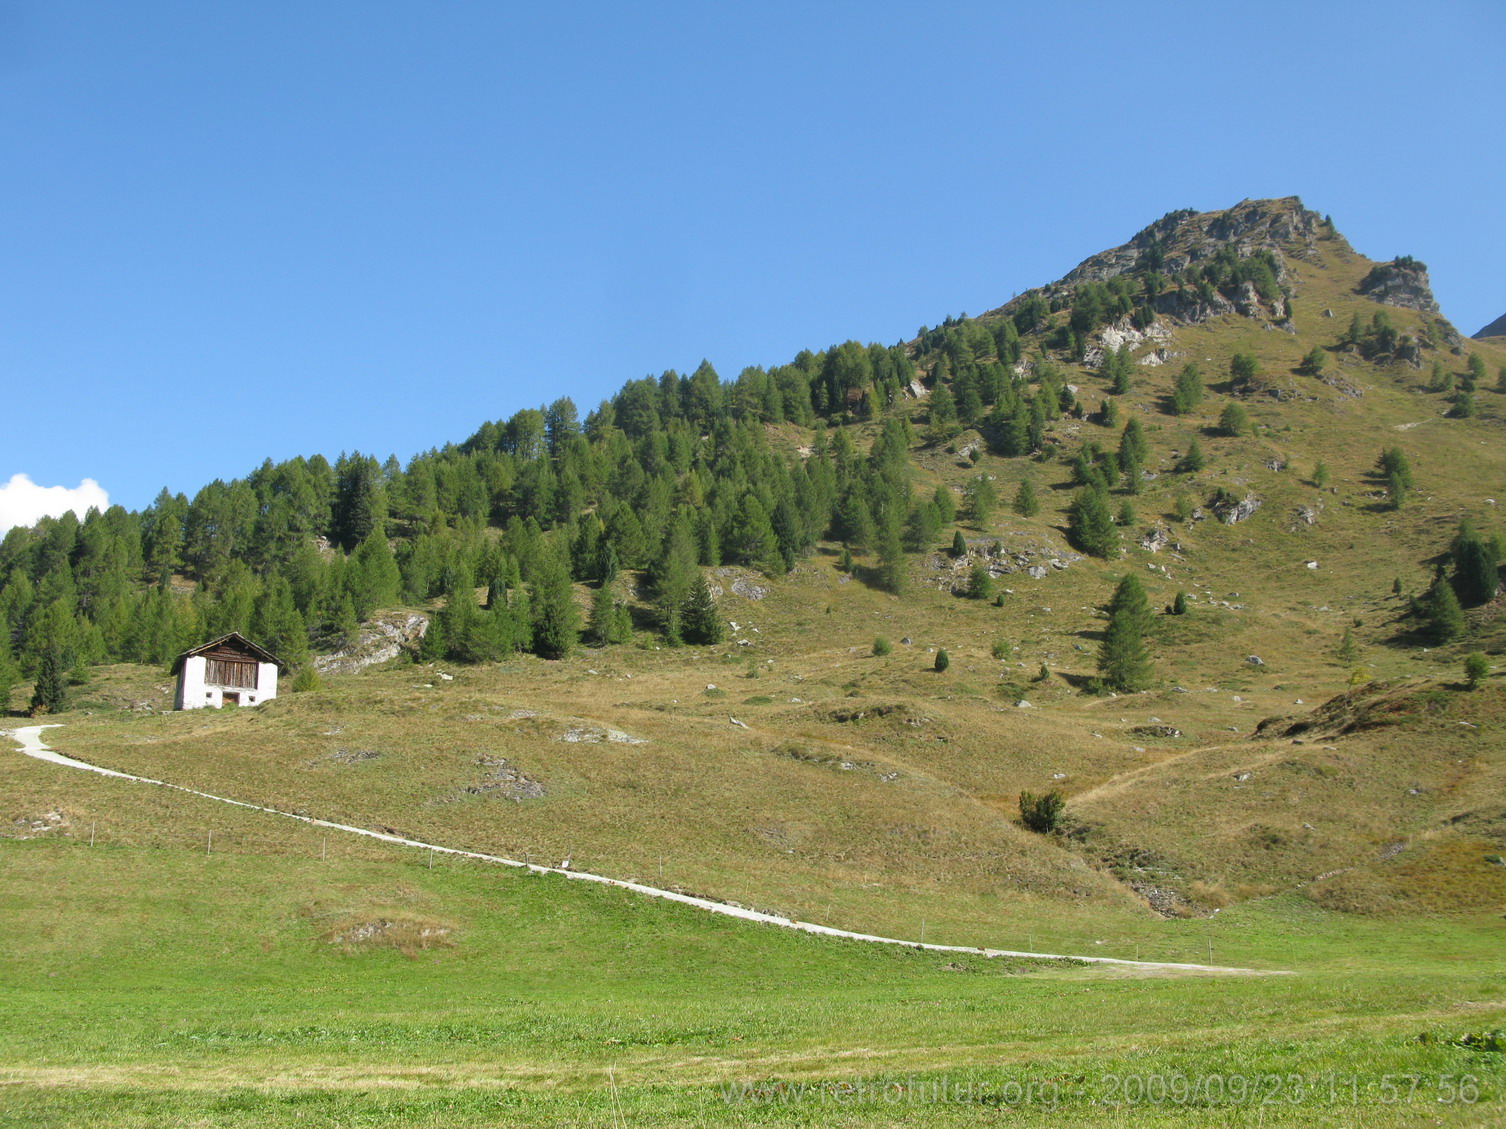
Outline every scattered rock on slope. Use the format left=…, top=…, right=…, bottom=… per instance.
left=1212, top=493, right=1262, bottom=525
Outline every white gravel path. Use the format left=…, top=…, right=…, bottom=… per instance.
left=4, top=724, right=1281, bottom=975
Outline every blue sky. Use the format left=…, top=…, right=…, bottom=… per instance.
left=2, top=0, right=1502, bottom=520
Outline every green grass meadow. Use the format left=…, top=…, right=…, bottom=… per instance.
left=1, top=827, right=1502, bottom=1127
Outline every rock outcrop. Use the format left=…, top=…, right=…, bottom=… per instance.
left=1356, top=257, right=1439, bottom=314
left=1212, top=493, right=1262, bottom=525
left=315, top=611, right=429, bottom=675
left=981, top=197, right=1320, bottom=332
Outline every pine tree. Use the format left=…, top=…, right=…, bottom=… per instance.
left=1097, top=575, right=1153, bottom=692
left=331, top=453, right=387, bottom=551
left=329, top=591, right=359, bottom=649
left=1464, top=653, right=1489, bottom=689
left=875, top=513, right=907, bottom=595
left=418, top=607, right=447, bottom=660
left=934, top=647, right=950, bottom=672
left=1467, top=352, right=1487, bottom=391
left=1377, top=447, right=1414, bottom=490
left=1013, top=478, right=1039, bottom=517
left=932, top=483, right=956, bottom=524
left=1421, top=579, right=1465, bottom=644
left=950, top=529, right=967, bottom=558
left=650, top=514, right=698, bottom=644
left=0, top=631, right=16, bottom=714
left=1119, top=417, right=1149, bottom=467
left=1229, top=353, right=1258, bottom=393
left=966, top=563, right=994, bottom=600
left=529, top=547, right=579, bottom=659
left=350, top=530, right=400, bottom=617
left=1068, top=486, right=1118, bottom=558
left=1219, top=402, right=1249, bottom=437
left=1298, top=347, right=1327, bottom=376
left=1178, top=438, right=1206, bottom=473
left=903, top=501, right=942, bottom=553
left=838, top=492, right=876, bottom=554
left=681, top=573, right=724, bottom=645
left=964, top=475, right=996, bottom=527
left=1450, top=526, right=1500, bottom=607
left=1336, top=627, right=1359, bottom=664
left=1387, top=469, right=1408, bottom=510
left=725, top=493, right=781, bottom=575
left=1312, top=460, right=1330, bottom=489
left=586, top=581, right=621, bottom=647
left=1099, top=398, right=1120, bottom=428
left=1343, top=311, right=1365, bottom=348
left=1104, top=344, right=1133, bottom=395
left=28, top=648, right=67, bottom=716
left=596, top=542, right=620, bottom=586
left=927, top=382, right=958, bottom=442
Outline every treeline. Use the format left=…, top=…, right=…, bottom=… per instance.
left=11, top=259, right=1256, bottom=699
left=0, top=337, right=981, bottom=691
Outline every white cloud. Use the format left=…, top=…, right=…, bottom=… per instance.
left=0, top=474, right=111, bottom=532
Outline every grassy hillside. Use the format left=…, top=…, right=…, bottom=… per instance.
left=5, top=196, right=1506, bottom=1125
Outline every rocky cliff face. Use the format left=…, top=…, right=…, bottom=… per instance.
left=1474, top=311, right=1506, bottom=339
left=982, top=196, right=1322, bottom=329
left=1356, top=258, right=1439, bottom=314
left=1058, top=196, right=1324, bottom=289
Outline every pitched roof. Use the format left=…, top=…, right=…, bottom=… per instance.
left=170, top=632, right=285, bottom=675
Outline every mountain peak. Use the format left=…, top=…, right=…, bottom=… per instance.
left=1055, top=196, right=1326, bottom=291
left=1474, top=311, right=1506, bottom=339
left=979, top=198, right=1464, bottom=347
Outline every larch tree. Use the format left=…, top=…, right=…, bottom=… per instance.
left=681, top=573, right=723, bottom=645
left=1097, top=574, right=1154, bottom=692
left=1013, top=478, right=1040, bottom=517
left=529, top=546, right=579, bottom=660
left=1068, top=486, right=1118, bottom=558
left=28, top=647, right=68, bottom=716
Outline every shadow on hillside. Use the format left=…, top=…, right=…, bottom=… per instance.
left=1381, top=607, right=1432, bottom=649
left=848, top=563, right=901, bottom=595
left=1055, top=671, right=1099, bottom=692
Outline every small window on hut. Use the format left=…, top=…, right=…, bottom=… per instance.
left=205, top=659, right=258, bottom=689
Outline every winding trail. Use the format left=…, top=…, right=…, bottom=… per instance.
left=4, top=724, right=1281, bottom=976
